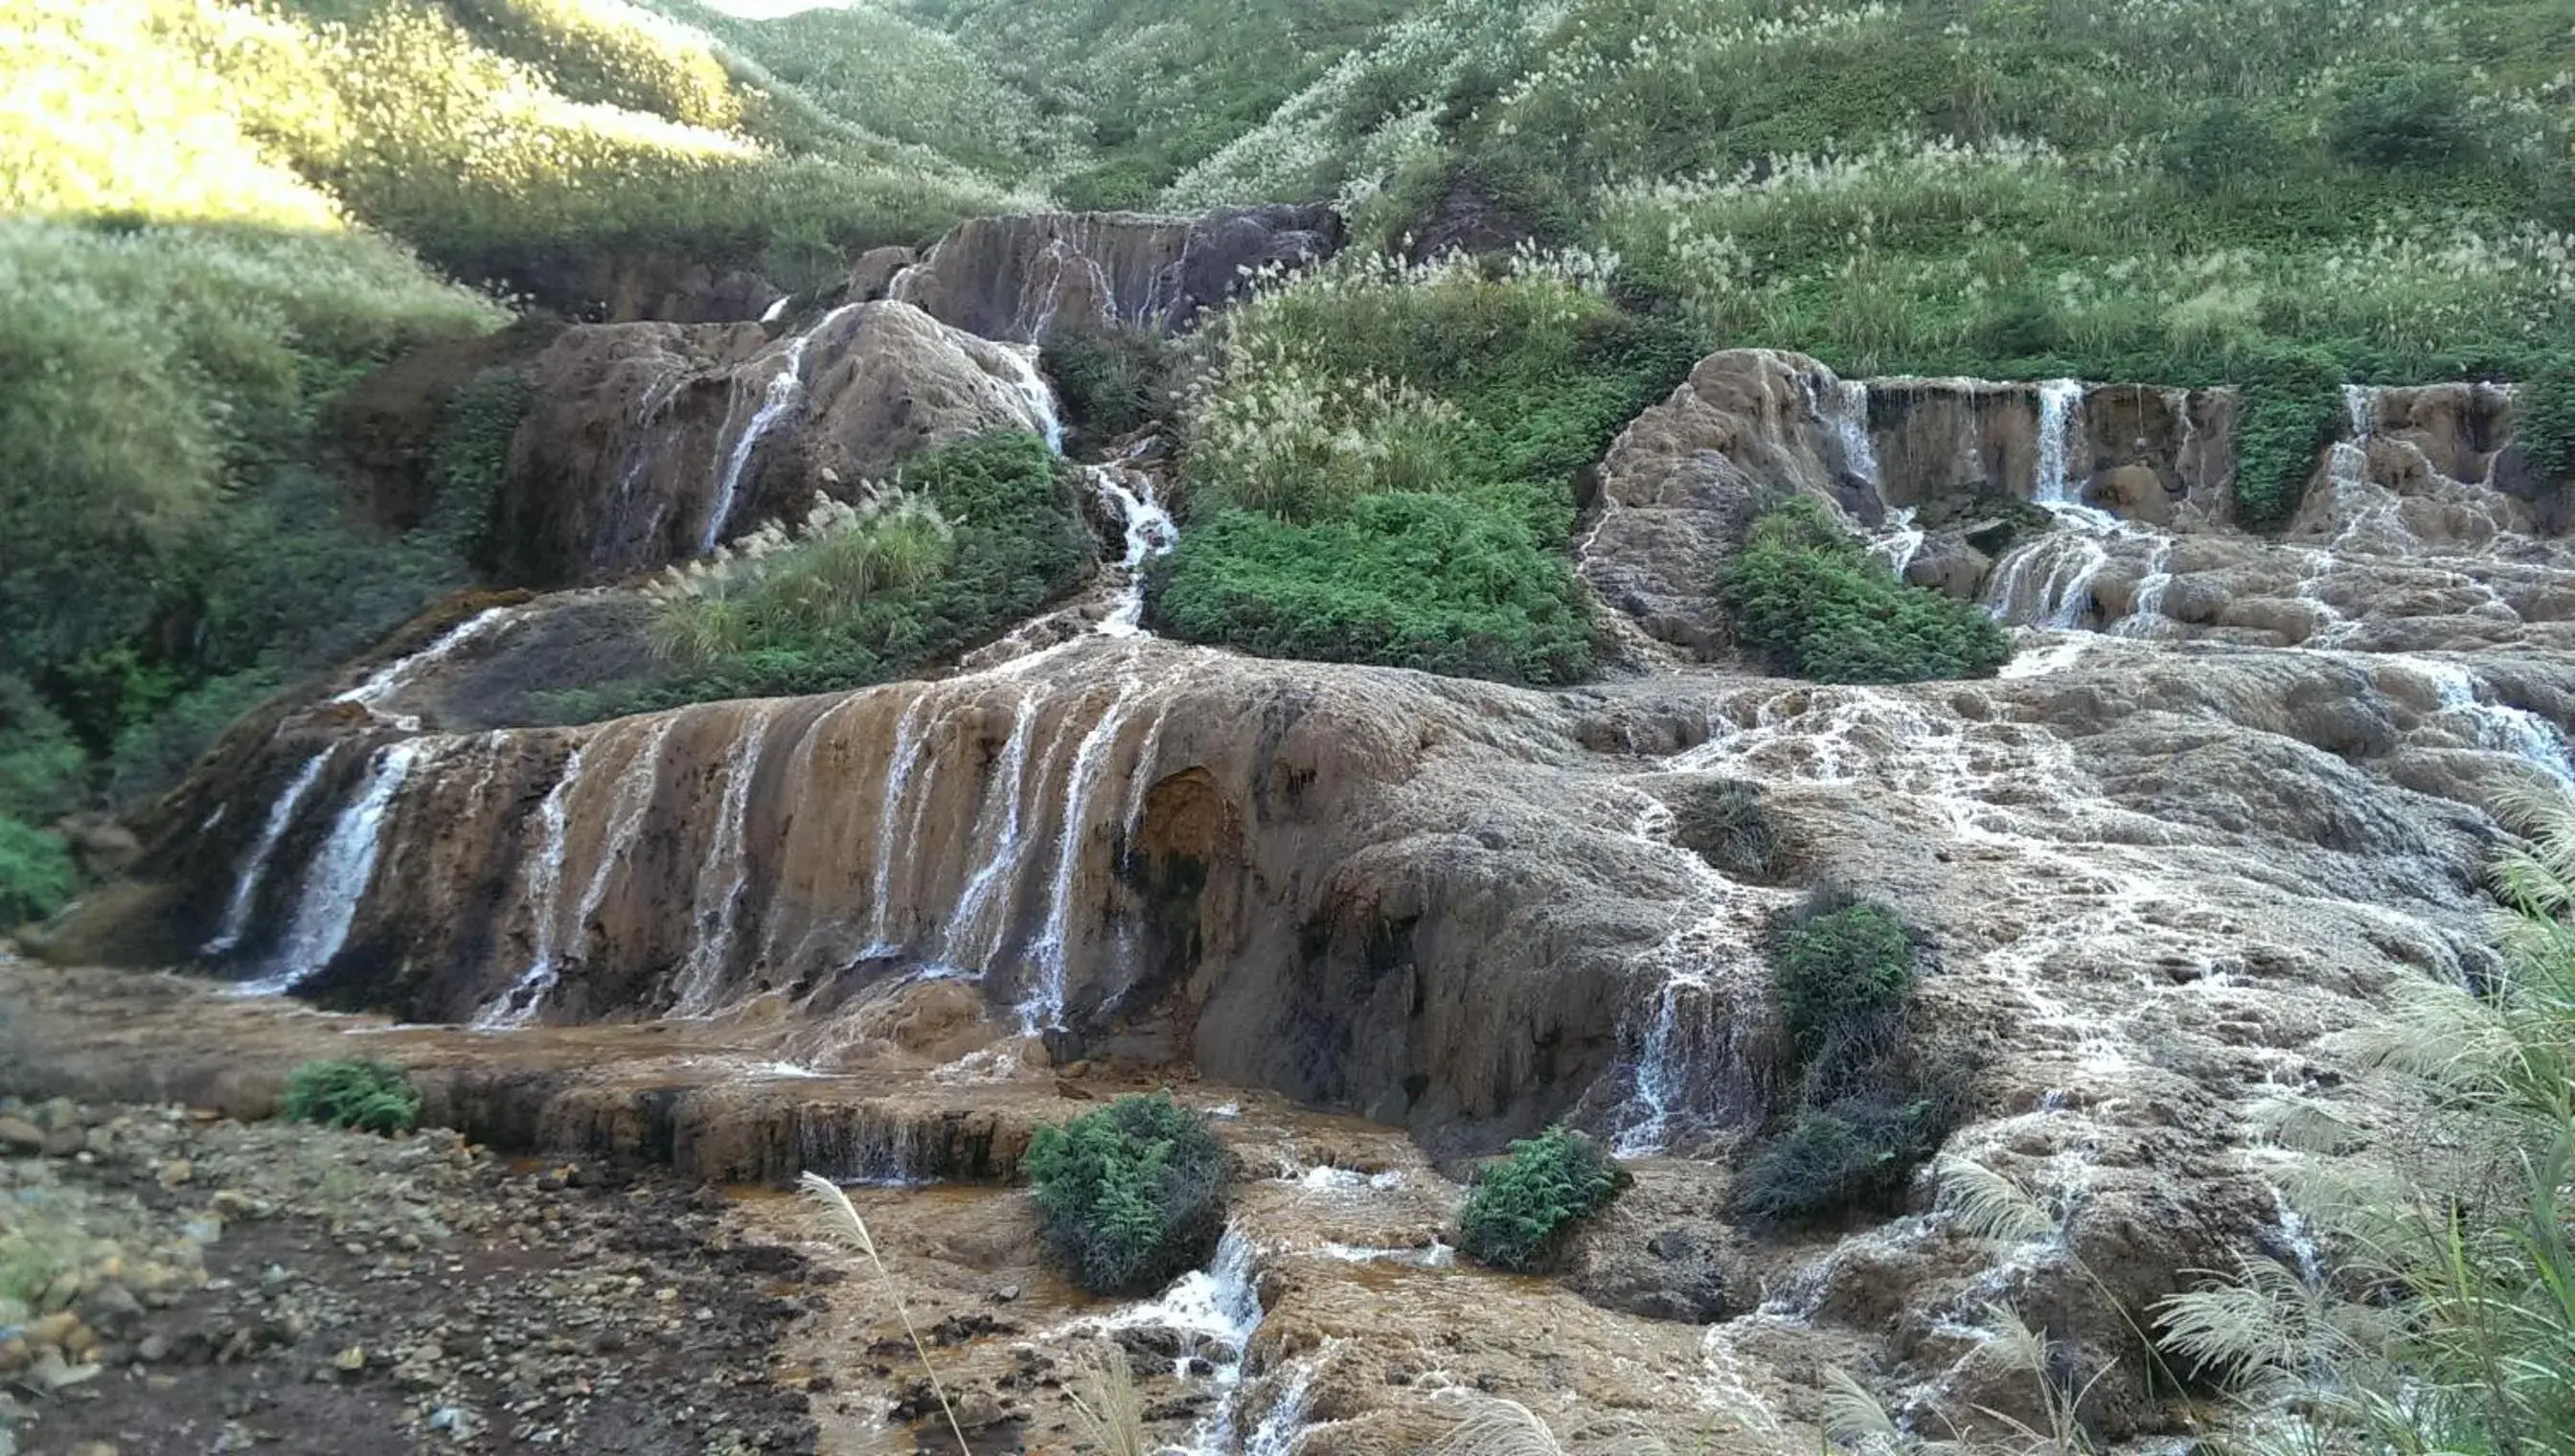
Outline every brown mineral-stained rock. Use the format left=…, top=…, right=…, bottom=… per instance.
left=888, top=205, right=1341, bottom=342
left=491, top=301, right=1056, bottom=585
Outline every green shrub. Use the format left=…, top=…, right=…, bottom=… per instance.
left=428, top=367, right=537, bottom=568
left=1150, top=496, right=1597, bottom=685
left=1729, top=1093, right=1955, bottom=1227
left=106, top=669, right=285, bottom=808
left=1774, top=899, right=1917, bottom=1063
left=1456, top=1126, right=1632, bottom=1273
left=1041, top=328, right=1178, bottom=444
left=594, top=431, right=1088, bottom=714
left=2519, top=355, right=2575, bottom=488
left=0, top=676, right=86, bottom=824
left=2232, top=349, right=2345, bottom=525
left=2325, top=63, right=2473, bottom=171
left=1027, top=1092, right=1231, bottom=1296
left=1718, top=499, right=2012, bottom=684
left=280, top=1059, right=422, bottom=1135
left=0, top=817, right=79, bottom=930
left=1670, top=779, right=1789, bottom=884
left=2163, top=100, right=2281, bottom=195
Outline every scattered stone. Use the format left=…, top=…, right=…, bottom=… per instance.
left=156, top=1158, right=194, bottom=1188
left=0, top=1114, right=45, bottom=1152
left=334, top=1344, right=368, bottom=1372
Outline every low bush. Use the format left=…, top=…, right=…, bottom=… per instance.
left=1718, top=499, right=2012, bottom=684
left=2518, top=354, right=2575, bottom=489
left=1732, top=896, right=1966, bottom=1227
left=0, top=817, right=79, bottom=930
left=1729, top=1092, right=1956, bottom=1228
left=1457, top=1126, right=1632, bottom=1272
left=1774, top=899, right=1916, bottom=1063
left=1041, top=328, right=1180, bottom=445
left=604, top=431, right=1089, bottom=713
left=1671, top=779, right=1789, bottom=884
left=1150, top=494, right=1597, bottom=685
left=281, top=1059, right=422, bottom=1135
left=428, top=367, right=537, bottom=568
left=0, top=676, right=86, bottom=823
left=1027, top=1092, right=1231, bottom=1296
left=2325, top=63, right=2474, bottom=172
left=2232, top=348, right=2345, bottom=525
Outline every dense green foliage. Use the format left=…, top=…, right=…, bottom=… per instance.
left=2156, top=790, right=2575, bottom=1453
left=0, top=817, right=79, bottom=930
left=1041, top=328, right=1179, bottom=446
left=1670, top=779, right=1789, bottom=885
left=1151, top=255, right=1698, bottom=684
left=280, top=1059, right=422, bottom=1135
left=1733, top=896, right=1962, bottom=1227
left=1774, top=902, right=1917, bottom=1061
left=1720, top=500, right=2012, bottom=684
left=1456, top=1126, right=1631, bottom=1273
left=556, top=432, right=1087, bottom=718
left=2520, top=359, right=2575, bottom=491
left=1026, top=1093, right=1231, bottom=1296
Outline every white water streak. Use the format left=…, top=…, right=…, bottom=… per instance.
left=203, top=751, right=332, bottom=957
left=236, top=739, right=430, bottom=996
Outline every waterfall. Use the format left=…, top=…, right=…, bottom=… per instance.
left=1606, top=796, right=1771, bottom=1155
left=2034, top=379, right=2086, bottom=508
left=672, top=717, right=772, bottom=1017
left=1023, top=677, right=1160, bottom=1032
left=472, top=747, right=586, bottom=1030
left=203, top=751, right=332, bottom=958
left=236, top=739, right=429, bottom=996
left=1241, top=1357, right=1325, bottom=1456
left=699, top=333, right=816, bottom=555
left=1983, top=532, right=2110, bottom=629
left=1825, top=378, right=1882, bottom=489
left=992, top=343, right=1065, bottom=454
left=2344, top=383, right=2377, bottom=442
left=332, top=606, right=518, bottom=730
left=860, top=692, right=938, bottom=957
left=940, top=688, right=1049, bottom=968
left=1084, top=1226, right=1271, bottom=1455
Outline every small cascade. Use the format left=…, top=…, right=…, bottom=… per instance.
left=1089, top=459, right=1181, bottom=636
left=2108, top=536, right=2178, bottom=640
left=1023, top=675, right=1162, bottom=1031
left=672, top=719, right=772, bottom=1016
left=700, top=332, right=818, bottom=554
left=203, top=751, right=332, bottom=957
left=237, top=739, right=430, bottom=996
left=2409, top=660, right=2575, bottom=788
left=937, top=685, right=1045, bottom=968
left=1983, top=531, right=2110, bottom=629
left=1824, top=377, right=1882, bottom=489
left=472, top=747, right=586, bottom=1030
left=1085, top=1226, right=1270, bottom=1454
left=1241, top=1356, right=1325, bottom=1456
left=1606, top=796, right=1773, bottom=1156
left=2344, top=383, right=2377, bottom=443
left=993, top=343, right=1065, bottom=454
left=2264, top=1183, right=2327, bottom=1289
left=332, top=607, right=518, bottom=730
left=1871, top=507, right=1925, bottom=579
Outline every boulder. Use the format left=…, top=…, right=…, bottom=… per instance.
left=492, top=302, right=1057, bottom=585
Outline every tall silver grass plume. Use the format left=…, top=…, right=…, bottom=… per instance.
left=1937, top=1156, right=2060, bottom=1243
left=1424, top=1394, right=1571, bottom=1456
left=796, top=1171, right=971, bottom=1456
left=1066, top=1342, right=1148, bottom=1456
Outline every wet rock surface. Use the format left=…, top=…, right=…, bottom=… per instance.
left=0, top=1097, right=817, bottom=1456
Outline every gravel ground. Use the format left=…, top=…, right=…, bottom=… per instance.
left=0, top=1098, right=823, bottom=1456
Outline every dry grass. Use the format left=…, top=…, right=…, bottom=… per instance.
left=795, top=1171, right=971, bottom=1456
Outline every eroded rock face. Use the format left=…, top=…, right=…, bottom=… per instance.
left=492, top=301, right=1058, bottom=585
left=887, top=205, right=1342, bottom=342
left=1582, top=352, right=2573, bottom=657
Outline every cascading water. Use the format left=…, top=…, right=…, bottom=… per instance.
left=1606, top=795, right=1776, bottom=1156
left=672, top=717, right=774, bottom=1016
left=860, top=693, right=938, bottom=957
left=1081, top=1226, right=1271, bottom=1455
left=700, top=333, right=818, bottom=555
left=2108, top=537, right=2177, bottom=640
left=2033, top=378, right=2087, bottom=511
left=1872, top=507, right=1926, bottom=579
left=472, top=747, right=585, bottom=1030
left=1982, top=380, right=2132, bottom=629
left=1825, top=377, right=1882, bottom=489
left=331, top=607, right=519, bottom=730
left=1091, top=460, right=1180, bottom=636
left=236, top=739, right=430, bottom=996
left=2407, top=659, right=2575, bottom=788
left=993, top=343, right=1065, bottom=454
left=939, top=688, right=1049, bottom=969
left=203, top=751, right=332, bottom=957
left=1022, top=674, right=1160, bottom=1032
